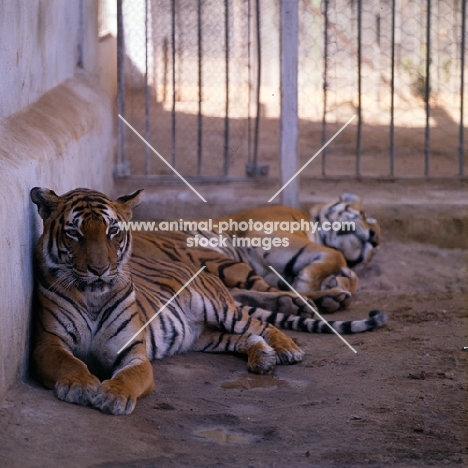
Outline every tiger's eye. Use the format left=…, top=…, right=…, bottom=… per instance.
left=108, top=226, right=120, bottom=236
left=66, top=229, right=81, bottom=239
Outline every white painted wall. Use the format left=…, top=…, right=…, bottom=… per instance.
left=0, top=0, right=114, bottom=400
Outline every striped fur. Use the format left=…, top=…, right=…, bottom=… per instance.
left=30, top=188, right=387, bottom=415
left=201, top=194, right=381, bottom=312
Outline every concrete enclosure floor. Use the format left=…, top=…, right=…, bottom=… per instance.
left=1, top=179, right=467, bottom=467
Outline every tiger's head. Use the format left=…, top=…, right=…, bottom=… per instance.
left=310, top=193, right=380, bottom=267
left=31, top=187, right=143, bottom=293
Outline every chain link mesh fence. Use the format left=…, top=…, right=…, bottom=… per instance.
left=117, top=0, right=466, bottom=180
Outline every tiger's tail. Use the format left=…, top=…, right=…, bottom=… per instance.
left=247, top=308, right=388, bottom=334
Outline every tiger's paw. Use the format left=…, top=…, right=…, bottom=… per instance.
left=265, top=329, right=304, bottom=365
left=314, top=288, right=352, bottom=312
left=274, top=341, right=304, bottom=365
left=313, top=268, right=357, bottom=313
left=246, top=339, right=277, bottom=374
left=55, top=373, right=100, bottom=407
left=92, top=380, right=137, bottom=415
left=334, top=267, right=358, bottom=293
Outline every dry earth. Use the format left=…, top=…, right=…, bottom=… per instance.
left=0, top=239, right=467, bottom=467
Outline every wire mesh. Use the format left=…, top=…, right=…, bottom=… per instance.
left=117, top=0, right=467, bottom=180
left=298, top=0, right=467, bottom=178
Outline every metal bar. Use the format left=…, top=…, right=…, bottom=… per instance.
left=247, top=0, right=252, bottom=165
left=124, top=175, right=253, bottom=183
left=253, top=0, right=261, bottom=169
left=145, top=0, right=150, bottom=175
left=321, top=0, right=329, bottom=176
left=459, top=0, right=466, bottom=176
left=390, top=0, right=396, bottom=176
left=279, top=0, right=299, bottom=208
left=424, top=0, right=431, bottom=177
left=356, top=0, right=362, bottom=176
left=197, top=0, right=203, bottom=176
left=124, top=174, right=468, bottom=184
left=77, top=0, right=85, bottom=69
left=171, top=0, right=176, bottom=167
left=116, top=0, right=128, bottom=177
left=223, top=0, right=230, bottom=177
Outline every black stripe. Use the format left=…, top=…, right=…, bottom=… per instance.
left=95, top=285, right=134, bottom=333
left=136, top=297, right=156, bottom=357
left=312, top=320, right=320, bottom=333
left=224, top=335, right=232, bottom=352
left=106, top=312, right=139, bottom=343
left=37, top=317, right=72, bottom=350
left=297, top=317, right=306, bottom=331
left=113, top=340, right=144, bottom=369
left=202, top=332, right=225, bottom=352
left=43, top=306, right=77, bottom=344
left=341, top=321, right=353, bottom=334
left=284, top=246, right=307, bottom=279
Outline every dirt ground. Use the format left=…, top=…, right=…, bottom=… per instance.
left=0, top=234, right=467, bottom=467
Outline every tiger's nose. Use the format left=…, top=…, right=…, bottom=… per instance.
left=88, top=264, right=110, bottom=277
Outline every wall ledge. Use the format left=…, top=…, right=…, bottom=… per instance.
left=0, top=73, right=114, bottom=402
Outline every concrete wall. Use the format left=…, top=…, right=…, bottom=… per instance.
left=0, top=0, right=115, bottom=400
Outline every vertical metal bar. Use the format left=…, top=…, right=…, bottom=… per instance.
left=459, top=0, right=466, bottom=176
left=224, top=0, right=230, bottom=177
left=145, top=0, right=151, bottom=175
left=424, top=0, right=431, bottom=177
left=321, top=0, right=329, bottom=176
left=116, top=0, right=128, bottom=177
left=171, top=0, right=176, bottom=168
left=390, top=0, right=396, bottom=176
left=197, top=0, right=203, bottom=176
left=356, top=0, right=362, bottom=176
left=247, top=0, right=252, bottom=165
left=163, top=37, right=168, bottom=102
left=253, top=0, right=261, bottom=169
left=279, top=0, right=299, bottom=208
left=77, top=0, right=85, bottom=69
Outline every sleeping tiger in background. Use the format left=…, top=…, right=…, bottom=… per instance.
left=30, top=187, right=387, bottom=415
left=198, top=192, right=381, bottom=313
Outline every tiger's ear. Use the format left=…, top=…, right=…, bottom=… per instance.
left=116, top=189, right=144, bottom=220
left=340, top=192, right=361, bottom=210
left=30, top=187, right=59, bottom=220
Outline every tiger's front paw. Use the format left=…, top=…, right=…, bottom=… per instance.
left=274, top=339, right=304, bottom=365
left=246, top=338, right=277, bottom=374
left=264, top=328, right=304, bottom=365
left=92, top=380, right=137, bottom=415
left=55, top=373, right=100, bottom=407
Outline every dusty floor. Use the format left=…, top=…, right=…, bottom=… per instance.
left=0, top=237, right=467, bottom=467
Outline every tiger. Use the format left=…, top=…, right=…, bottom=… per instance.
left=196, top=192, right=381, bottom=313
left=30, top=187, right=387, bottom=415
left=145, top=192, right=379, bottom=314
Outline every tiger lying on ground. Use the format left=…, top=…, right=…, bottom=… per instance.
left=197, top=192, right=381, bottom=313
left=30, top=187, right=387, bottom=415
left=146, top=192, right=379, bottom=313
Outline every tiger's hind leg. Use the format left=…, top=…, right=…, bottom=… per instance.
left=230, top=278, right=353, bottom=315
left=229, top=288, right=317, bottom=317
